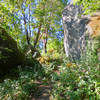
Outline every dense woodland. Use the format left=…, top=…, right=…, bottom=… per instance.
left=0, top=0, right=100, bottom=100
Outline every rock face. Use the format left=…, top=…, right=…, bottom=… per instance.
left=87, top=13, right=100, bottom=37
left=87, top=13, right=100, bottom=61
left=62, top=3, right=88, bottom=61
left=0, top=27, right=24, bottom=74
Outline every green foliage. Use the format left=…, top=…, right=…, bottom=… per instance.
left=0, top=0, right=66, bottom=52
left=0, top=69, right=36, bottom=100
left=52, top=65, right=100, bottom=100
left=47, top=39, right=62, bottom=52
left=1, top=0, right=100, bottom=100
left=73, top=0, right=100, bottom=14
left=51, top=47, right=100, bottom=100
left=41, top=38, right=64, bottom=59
left=0, top=58, right=45, bottom=100
left=0, top=41, right=100, bottom=100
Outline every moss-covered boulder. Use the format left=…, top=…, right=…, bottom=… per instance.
left=0, top=27, right=25, bottom=74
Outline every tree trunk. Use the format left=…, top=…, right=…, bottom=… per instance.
left=44, top=37, right=47, bottom=53
left=33, top=23, right=42, bottom=48
left=23, top=9, right=30, bottom=45
left=29, top=4, right=31, bottom=37
left=43, top=27, right=48, bottom=53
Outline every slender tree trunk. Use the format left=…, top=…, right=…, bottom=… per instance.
left=23, top=8, right=30, bottom=45
left=44, top=37, right=47, bottom=53
left=22, top=0, right=30, bottom=45
left=24, top=17, right=30, bottom=45
left=33, top=23, right=42, bottom=48
left=29, top=4, right=31, bottom=37
left=43, top=27, right=48, bottom=53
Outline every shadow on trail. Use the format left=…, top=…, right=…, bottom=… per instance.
left=28, top=81, right=53, bottom=100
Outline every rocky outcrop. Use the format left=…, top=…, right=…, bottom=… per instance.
left=0, top=27, right=25, bottom=74
left=87, top=12, right=100, bottom=37
left=87, top=13, right=100, bottom=61
left=62, top=3, right=89, bottom=61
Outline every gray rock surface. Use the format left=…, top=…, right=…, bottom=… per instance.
left=62, top=3, right=88, bottom=61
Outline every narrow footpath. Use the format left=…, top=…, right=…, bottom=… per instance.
left=28, top=81, right=53, bottom=100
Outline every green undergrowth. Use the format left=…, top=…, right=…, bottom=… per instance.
left=51, top=50, right=100, bottom=100
left=0, top=57, right=45, bottom=100
left=0, top=49, right=100, bottom=100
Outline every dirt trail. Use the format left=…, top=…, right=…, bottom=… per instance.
left=28, top=81, right=53, bottom=100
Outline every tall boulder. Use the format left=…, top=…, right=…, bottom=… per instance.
left=62, top=3, right=88, bottom=61
left=0, top=27, right=25, bottom=74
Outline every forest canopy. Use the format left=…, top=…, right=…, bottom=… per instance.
left=0, top=0, right=67, bottom=54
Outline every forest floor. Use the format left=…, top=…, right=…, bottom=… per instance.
left=28, top=70, right=60, bottom=100
left=28, top=80, right=53, bottom=100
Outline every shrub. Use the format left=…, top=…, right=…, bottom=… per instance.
left=51, top=48, right=100, bottom=100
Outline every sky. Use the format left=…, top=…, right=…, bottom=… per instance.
left=68, top=0, right=72, bottom=3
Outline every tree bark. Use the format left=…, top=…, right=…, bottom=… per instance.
left=43, top=27, right=48, bottom=53
left=33, top=23, right=42, bottom=48
left=29, top=4, right=31, bottom=37
left=23, top=7, right=30, bottom=45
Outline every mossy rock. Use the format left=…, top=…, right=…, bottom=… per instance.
left=0, top=27, right=25, bottom=74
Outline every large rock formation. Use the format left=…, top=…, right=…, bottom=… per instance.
left=87, top=12, right=100, bottom=38
left=62, top=3, right=89, bottom=61
left=87, top=12, right=100, bottom=61
left=0, top=27, right=25, bottom=74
